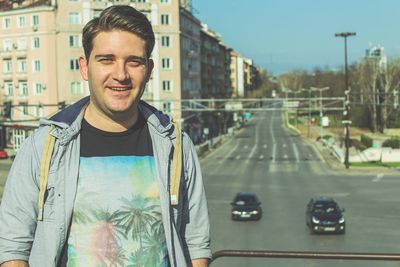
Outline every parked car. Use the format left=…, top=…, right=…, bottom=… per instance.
left=306, top=196, right=345, bottom=234
left=231, top=192, right=262, bottom=221
left=0, top=148, right=8, bottom=159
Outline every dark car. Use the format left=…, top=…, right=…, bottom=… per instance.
left=231, top=192, right=262, bottom=221
left=306, top=196, right=345, bottom=234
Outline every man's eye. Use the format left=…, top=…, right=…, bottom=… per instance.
left=99, top=58, right=113, bottom=64
left=128, top=60, right=144, bottom=67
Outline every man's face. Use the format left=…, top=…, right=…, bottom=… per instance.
left=79, top=30, right=153, bottom=119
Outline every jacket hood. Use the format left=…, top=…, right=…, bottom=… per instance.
left=39, top=96, right=176, bottom=139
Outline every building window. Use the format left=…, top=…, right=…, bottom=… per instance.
left=92, top=9, right=102, bottom=18
left=17, top=16, right=25, bottom=28
left=32, top=37, right=40, bottom=49
left=3, top=39, right=12, bottom=51
left=160, top=0, right=170, bottom=3
left=161, top=14, right=170, bottom=25
left=162, top=80, right=172, bottom=91
left=161, top=58, right=171, bottom=69
left=3, top=59, right=12, bottom=73
left=4, top=82, right=13, bottom=96
left=32, top=15, right=39, bottom=26
left=18, top=59, right=27, bottom=73
left=138, top=0, right=147, bottom=2
left=33, top=83, right=43, bottom=95
left=70, top=59, right=79, bottom=70
left=161, top=36, right=170, bottom=47
left=2, top=17, right=11, bottom=29
left=35, top=105, right=44, bottom=117
left=69, top=12, right=81, bottom=24
left=163, top=101, right=172, bottom=113
left=32, top=60, right=41, bottom=72
left=19, top=81, right=28, bottom=96
left=70, top=81, right=83, bottom=95
left=20, top=102, right=28, bottom=116
left=17, top=38, right=26, bottom=50
left=69, top=35, right=80, bottom=47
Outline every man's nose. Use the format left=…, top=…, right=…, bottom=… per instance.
left=112, top=61, right=129, bottom=81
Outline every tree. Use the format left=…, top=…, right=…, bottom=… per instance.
left=357, top=58, right=380, bottom=132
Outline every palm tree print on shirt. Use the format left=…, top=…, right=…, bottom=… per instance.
left=67, top=156, right=168, bottom=267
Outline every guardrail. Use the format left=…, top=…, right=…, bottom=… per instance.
left=211, top=250, right=400, bottom=264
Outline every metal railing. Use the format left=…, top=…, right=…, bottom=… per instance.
left=211, top=250, right=400, bottom=264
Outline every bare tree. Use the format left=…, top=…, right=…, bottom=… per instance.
left=357, top=59, right=380, bottom=132
left=379, top=58, right=400, bottom=131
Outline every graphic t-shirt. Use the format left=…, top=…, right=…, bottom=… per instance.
left=67, top=114, right=169, bottom=267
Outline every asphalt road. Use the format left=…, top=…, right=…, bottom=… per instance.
left=202, top=111, right=400, bottom=267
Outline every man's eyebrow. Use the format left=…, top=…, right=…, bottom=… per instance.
left=127, top=55, right=147, bottom=63
left=94, top=54, right=115, bottom=59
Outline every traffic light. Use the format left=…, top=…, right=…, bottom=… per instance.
left=3, top=101, right=12, bottom=119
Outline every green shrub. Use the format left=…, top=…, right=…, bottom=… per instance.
left=322, top=134, right=332, bottom=140
left=360, top=134, right=373, bottom=148
left=382, top=137, right=400, bottom=148
left=352, top=138, right=367, bottom=151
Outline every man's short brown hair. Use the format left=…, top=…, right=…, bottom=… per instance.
left=82, top=5, right=155, bottom=60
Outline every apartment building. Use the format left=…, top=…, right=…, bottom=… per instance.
left=0, top=0, right=202, bottom=123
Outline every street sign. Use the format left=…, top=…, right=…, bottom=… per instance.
left=342, top=120, right=352, bottom=124
left=225, top=102, right=243, bottom=111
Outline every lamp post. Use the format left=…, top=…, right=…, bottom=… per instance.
left=335, top=32, right=356, bottom=169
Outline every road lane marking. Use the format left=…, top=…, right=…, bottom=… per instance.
left=292, top=143, right=300, bottom=162
left=220, top=143, right=239, bottom=164
left=247, top=144, right=257, bottom=162
left=372, top=173, right=384, bottom=182
left=263, top=144, right=267, bottom=148
left=272, top=143, right=276, bottom=162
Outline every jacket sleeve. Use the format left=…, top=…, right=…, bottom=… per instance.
left=181, top=133, right=212, bottom=261
left=0, top=135, right=41, bottom=264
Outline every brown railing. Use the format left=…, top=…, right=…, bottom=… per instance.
left=211, top=250, right=400, bottom=264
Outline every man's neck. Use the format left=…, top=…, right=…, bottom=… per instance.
left=84, top=104, right=139, bottom=132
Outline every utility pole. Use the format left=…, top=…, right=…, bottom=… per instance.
left=335, top=32, right=356, bottom=169
left=311, top=87, right=330, bottom=139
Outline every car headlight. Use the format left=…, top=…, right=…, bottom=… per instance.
left=339, top=217, right=345, bottom=223
left=312, top=217, right=320, bottom=223
left=232, top=211, right=241, bottom=215
left=250, top=210, right=259, bottom=215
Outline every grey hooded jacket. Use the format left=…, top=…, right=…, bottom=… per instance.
left=0, top=96, right=211, bottom=266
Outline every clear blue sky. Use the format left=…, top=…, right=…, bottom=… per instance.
left=193, top=0, right=400, bottom=74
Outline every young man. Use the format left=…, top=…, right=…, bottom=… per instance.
left=0, top=5, right=211, bottom=267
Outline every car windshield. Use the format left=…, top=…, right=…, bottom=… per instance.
left=313, top=203, right=338, bottom=213
left=234, top=196, right=257, bottom=205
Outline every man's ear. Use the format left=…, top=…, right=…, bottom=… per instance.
left=78, top=56, right=89, bottom=81
left=145, top=58, right=154, bottom=82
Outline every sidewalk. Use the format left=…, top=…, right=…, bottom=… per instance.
left=287, top=119, right=400, bottom=174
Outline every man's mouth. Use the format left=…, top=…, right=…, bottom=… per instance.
left=108, top=87, right=131, bottom=91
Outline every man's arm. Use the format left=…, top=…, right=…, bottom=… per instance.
left=0, top=260, right=29, bottom=267
left=191, top=258, right=209, bottom=267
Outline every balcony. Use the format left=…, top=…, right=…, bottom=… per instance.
left=0, top=50, right=12, bottom=58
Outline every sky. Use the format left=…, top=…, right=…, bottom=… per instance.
left=192, top=0, right=400, bottom=74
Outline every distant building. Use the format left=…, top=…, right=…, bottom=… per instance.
left=365, top=44, right=387, bottom=71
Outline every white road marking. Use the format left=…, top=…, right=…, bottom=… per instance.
left=283, top=154, right=288, bottom=159
left=272, top=143, right=276, bottom=162
left=292, top=143, right=300, bottom=162
left=220, top=143, right=239, bottom=164
left=259, top=154, right=264, bottom=160
left=263, top=144, right=267, bottom=148
left=247, top=144, right=257, bottom=162
left=372, top=173, right=384, bottom=182
left=235, top=155, right=241, bottom=160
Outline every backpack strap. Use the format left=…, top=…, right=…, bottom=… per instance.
left=37, top=125, right=56, bottom=221
left=170, top=120, right=182, bottom=206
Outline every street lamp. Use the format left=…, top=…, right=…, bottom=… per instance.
left=335, top=32, right=356, bottom=169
